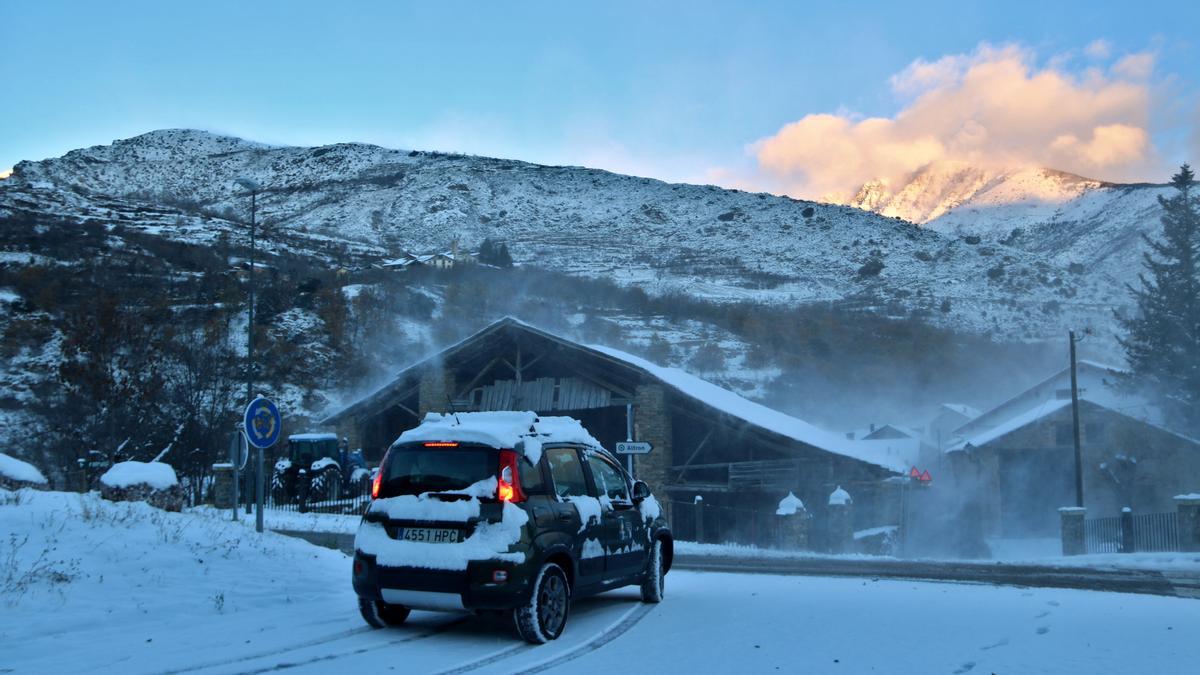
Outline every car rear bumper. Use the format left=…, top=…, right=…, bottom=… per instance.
left=353, top=552, right=533, bottom=611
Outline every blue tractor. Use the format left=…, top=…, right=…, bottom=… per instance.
left=271, top=433, right=370, bottom=505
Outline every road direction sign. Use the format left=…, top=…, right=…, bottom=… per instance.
left=243, top=397, right=282, bottom=449
left=229, top=430, right=249, bottom=470
left=615, top=441, right=652, bottom=455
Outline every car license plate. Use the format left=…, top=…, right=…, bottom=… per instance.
left=399, top=527, right=461, bottom=543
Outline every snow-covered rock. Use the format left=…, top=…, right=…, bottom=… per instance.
left=0, top=452, right=48, bottom=488
left=99, top=461, right=183, bottom=511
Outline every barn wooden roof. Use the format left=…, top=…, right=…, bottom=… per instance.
left=321, top=317, right=902, bottom=474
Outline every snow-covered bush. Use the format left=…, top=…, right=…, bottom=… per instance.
left=0, top=453, right=49, bottom=491
left=99, top=461, right=184, bottom=512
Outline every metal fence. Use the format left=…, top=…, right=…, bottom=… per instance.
left=1085, top=511, right=1179, bottom=553
left=262, top=471, right=373, bottom=515
left=1132, top=511, right=1179, bottom=552
left=1083, top=515, right=1123, bottom=553
left=667, top=499, right=788, bottom=549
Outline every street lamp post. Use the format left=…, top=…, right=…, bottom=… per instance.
left=1069, top=329, right=1086, bottom=508
left=236, top=178, right=263, bottom=529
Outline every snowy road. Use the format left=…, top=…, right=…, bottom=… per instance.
left=4, top=493, right=1198, bottom=674
left=64, top=571, right=1199, bottom=675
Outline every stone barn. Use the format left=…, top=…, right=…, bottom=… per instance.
left=322, top=318, right=905, bottom=548
left=944, top=361, right=1200, bottom=538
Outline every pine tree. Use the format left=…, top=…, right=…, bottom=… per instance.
left=1117, top=164, right=1200, bottom=433
left=496, top=243, right=513, bottom=268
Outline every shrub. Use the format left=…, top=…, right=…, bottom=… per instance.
left=857, top=258, right=885, bottom=277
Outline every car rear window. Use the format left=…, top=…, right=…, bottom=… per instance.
left=379, top=444, right=496, bottom=498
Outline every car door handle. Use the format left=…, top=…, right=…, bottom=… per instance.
left=558, top=512, right=573, bottom=521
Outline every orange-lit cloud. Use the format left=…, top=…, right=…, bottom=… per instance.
left=752, top=43, right=1160, bottom=201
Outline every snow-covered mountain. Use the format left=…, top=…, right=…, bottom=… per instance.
left=0, top=130, right=1132, bottom=341
left=846, top=160, right=1170, bottom=317
left=846, top=161, right=1104, bottom=225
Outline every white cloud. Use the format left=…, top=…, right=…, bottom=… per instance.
left=751, top=42, right=1163, bottom=200
left=1084, top=39, right=1112, bottom=59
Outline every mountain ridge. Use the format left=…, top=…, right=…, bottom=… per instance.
left=1, top=129, right=1138, bottom=345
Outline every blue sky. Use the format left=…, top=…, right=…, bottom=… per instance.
left=2, top=1, right=1197, bottom=190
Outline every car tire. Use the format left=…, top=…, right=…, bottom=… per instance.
left=358, top=597, right=410, bottom=628
left=640, top=539, right=665, bottom=603
left=513, top=562, right=570, bottom=643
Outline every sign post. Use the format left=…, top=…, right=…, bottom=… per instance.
left=244, top=396, right=282, bottom=534
left=227, top=430, right=249, bottom=521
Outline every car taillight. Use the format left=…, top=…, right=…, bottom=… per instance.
left=371, top=468, right=383, bottom=499
left=497, top=450, right=526, bottom=503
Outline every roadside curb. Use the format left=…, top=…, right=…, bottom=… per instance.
left=673, top=554, right=1200, bottom=599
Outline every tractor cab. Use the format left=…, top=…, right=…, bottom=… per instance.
left=287, top=433, right=339, bottom=468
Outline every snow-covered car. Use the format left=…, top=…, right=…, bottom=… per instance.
left=351, top=411, right=672, bottom=643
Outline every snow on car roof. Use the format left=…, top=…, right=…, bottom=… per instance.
left=394, top=411, right=604, bottom=454
left=288, top=433, right=338, bottom=441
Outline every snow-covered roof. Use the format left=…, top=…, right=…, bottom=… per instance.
left=394, top=411, right=604, bottom=456
left=0, top=452, right=48, bottom=484
left=326, top=317, right=907, bottom=474
left=952, top=360, right=1133, bottom=439
left=586, top=342, right=908, bottom=473
left=949, top=399, right=1072, bottom=452
left=100, top=461, right=178, bottom=490
left=940, top=403, right=981, bottom=419
left=289, top=433, right=338, bottom=441
left=845, top=437, right=923, bottom=467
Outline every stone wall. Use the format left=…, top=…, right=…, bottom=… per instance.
left=632, top=384, right=673, bottom=512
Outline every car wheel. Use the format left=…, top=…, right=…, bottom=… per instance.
left=358, top=597, right=410, bottom=628
left=640, top=539, right=665, bottom=603
left=514, top=562, right=570, bottom=643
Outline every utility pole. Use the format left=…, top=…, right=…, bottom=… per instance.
left=236, top=178, right=261, bottom=525
left=1069, top=330, right=1084, bottom=508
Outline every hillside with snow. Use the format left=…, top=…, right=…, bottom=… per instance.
left=845, top=161, right=1170, bottom=296
left=0, top=129, right=1125, bottom=341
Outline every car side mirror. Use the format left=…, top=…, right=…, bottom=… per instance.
left=632, top=480, right=651, bottom=503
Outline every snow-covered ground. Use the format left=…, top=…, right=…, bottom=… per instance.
left=3, top=488, right=1198, bottom=674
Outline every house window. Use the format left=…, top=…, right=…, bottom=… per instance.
left=1055, top=422, right=1074, bottom=446
left=1085, top=421, right=1105, bottom=440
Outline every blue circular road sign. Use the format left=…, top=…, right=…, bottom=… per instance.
left=243, top=397, right=282, bottom=449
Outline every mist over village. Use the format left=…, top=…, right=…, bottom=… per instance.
left=2, top=2, right=1199, bottom=673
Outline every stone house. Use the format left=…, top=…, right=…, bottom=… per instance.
left=944, top=363, right=1200, bottom=537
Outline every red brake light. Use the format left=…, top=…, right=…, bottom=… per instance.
left=424, top=442, right=459, bottom=447
left=497, top=450, right=526, bottom=503
left=371, top=468, right=383, bottom=499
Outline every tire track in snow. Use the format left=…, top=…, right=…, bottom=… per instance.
left=232, top=617, right=471, bottom=674
left=162, top=616, right=467, bottom=675
left=512, top=603, right=654, bottom=674
left=432, top=602, right=655, bottom=675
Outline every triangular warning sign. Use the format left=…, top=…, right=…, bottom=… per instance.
left=919, top=470, right=932, bottom=482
